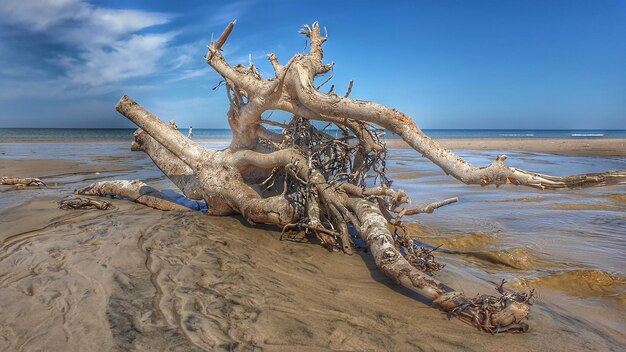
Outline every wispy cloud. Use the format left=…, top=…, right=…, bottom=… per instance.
left=0, top=0, right=172, bottom=40
left=167, top=68, right=215, bottom=83
left=0, top=0, right=257, bottom=127
left=208, top=1, right=249, bottom=25
left=0, top=0, right=263, bottom=98
left=59, top=33, right=176, bottom=87
left=0, top=0, right=175, bottom=95
left=0, top=0, right=86, bottom=31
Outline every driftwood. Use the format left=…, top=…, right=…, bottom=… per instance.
left=89, top=21, right=625, bottom=333
left=59, top=196, right=112, bottom=210
left=0, top=177, right=45, bottom=187
left=74, top=180, right=192, bottom=212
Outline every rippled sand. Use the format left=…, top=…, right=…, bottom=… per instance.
left=1, top=197, right=623, bottom=351
left=1, top=141, right=625, bottom=351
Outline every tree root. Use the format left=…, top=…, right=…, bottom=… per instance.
left=392, top=228, right=444, bottom=274
left=95, top=20, right=625, bottom=335
left=433, top=280, right=534, bottom=333
left=349, top=197, right=533, bottom=332
left=58, top=196, right=113, bottom=210
left=0, top=177, right=46, bottom=187
left=114, top=95, right=535, bottom=333
left=74, top=180, right=193, bottom=212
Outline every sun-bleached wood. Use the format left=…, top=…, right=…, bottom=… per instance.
left=103, top=21, right=624, bottom=333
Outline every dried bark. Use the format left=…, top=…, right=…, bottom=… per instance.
left=90, top=21, right=625, bottom=333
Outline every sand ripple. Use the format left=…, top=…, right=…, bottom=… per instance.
left=1, top=197, right=624, bottom=351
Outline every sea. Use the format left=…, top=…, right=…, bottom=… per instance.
left=0, top=128, right=625, bottom=142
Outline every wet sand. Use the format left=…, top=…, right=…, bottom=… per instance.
left=0, top=158, right=133, bottom=180
left=0, top=138, right=233, bottom=145
left=3, top=138, right=626, bottom=157
left=1, top=140, right=625, bottom=351
left=387, top=138, right=626, bottom=156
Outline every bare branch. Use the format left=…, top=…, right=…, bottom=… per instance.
left=344, top=79, right=353, bottom=98
left=116, top=96, right=210, bottom=168
left=393, top=197, right=459, bottom=216
left=267, top=53, right=283, bottom=76
left=289, top=72, right=626, bottom=189
left=213, top=19, right=236, bottom=51
left=260, top=119, right=289, bottom=128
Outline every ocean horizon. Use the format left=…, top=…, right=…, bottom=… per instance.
left=1, top=128, right=625, bottom=142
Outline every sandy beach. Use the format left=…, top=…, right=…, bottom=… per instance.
left=1, top=138, right=625, bottom=351
left=387, top=138, right=626, bottom=156
left=2, top=0, right=624, bottom=350
left=4, top=138, right=625, bottom=157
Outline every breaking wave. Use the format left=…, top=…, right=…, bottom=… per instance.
left=571, top=133, right=604, bottom=137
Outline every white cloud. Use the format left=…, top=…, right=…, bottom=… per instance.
left=55, top=7, right=172, bottom=47
left=62, top=33, right=175, bottom=86
left=0, top=0, right=170, bottom=37
left=0, top=0, right=85, bottom=31
left=91, top=8, right=170, bottom=36
left=0, top=0, right=174, bottom=89
left=0, top=0, right=257, bottom=104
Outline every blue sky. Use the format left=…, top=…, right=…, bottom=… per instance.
left=0, top=0, right=624, bottom=129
